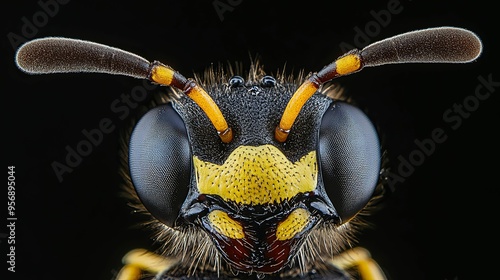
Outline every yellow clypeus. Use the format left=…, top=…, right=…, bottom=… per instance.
left=193, top=145, right=317, bottom=205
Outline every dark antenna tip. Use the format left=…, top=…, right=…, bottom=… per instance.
left=360, top=27, right=483, bottom=67
left=15, top=37, right=151, bottom=78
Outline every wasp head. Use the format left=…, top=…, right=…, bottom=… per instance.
left=128, top=63, right=381, bottom=275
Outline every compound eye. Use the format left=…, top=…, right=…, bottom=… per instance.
left=318, top=102, right=380, bottom=223
left=229, top=75, right=245, bottom=87
left=129, top=103, right=191, bottom=228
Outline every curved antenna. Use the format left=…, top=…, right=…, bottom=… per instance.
left=275, top=26, right=483, bottom=142
left=15, top=37, right=233, bottom=143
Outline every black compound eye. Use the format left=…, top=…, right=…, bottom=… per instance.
left=261, top=75, right=276, bottom=87
left=318, top=102, right=380, bottom=223
left=129, top=103, right=191, bottom=228
left=229, top=75, right=245, bottom=87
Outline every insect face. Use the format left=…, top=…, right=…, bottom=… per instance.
left=128, top=72, right=381, bottom=273
left=15, top=26, right=482, bottom=279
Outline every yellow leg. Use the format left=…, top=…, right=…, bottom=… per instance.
left=116, top=264, right=142, bottom=280
left=116, top=247, right=385, bottom=280
left=329, top=247, right=387, bottom=280
left=115, top=249, right=178, bottom=280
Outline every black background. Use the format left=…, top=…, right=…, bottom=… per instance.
left=2, top=1, right=498, bottom=279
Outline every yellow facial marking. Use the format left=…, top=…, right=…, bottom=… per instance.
left=193, top=145, right=317, bottom=205
left=208, top=210, right=245, bottom=239
left=335, top=54, right=361, bottom=75
left=276, top=208, right=311, bottom=241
